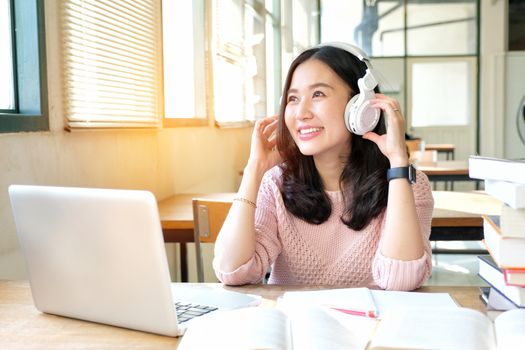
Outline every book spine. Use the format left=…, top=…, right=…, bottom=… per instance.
left=478, top=248, right=525, bottom=307
left=503, top=269, right=525, bottom=287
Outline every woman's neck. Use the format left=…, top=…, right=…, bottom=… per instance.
left=314, top=155, right=346, bottom=192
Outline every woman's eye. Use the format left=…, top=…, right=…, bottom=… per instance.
left=287, top=96, right=297, bottom=103
left=313, top=91, right=325, bottom=98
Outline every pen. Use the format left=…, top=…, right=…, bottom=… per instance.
left=328, top=306, right=378, bottom=318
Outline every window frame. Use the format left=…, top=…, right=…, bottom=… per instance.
left=0, top=0, right=48, bottom=133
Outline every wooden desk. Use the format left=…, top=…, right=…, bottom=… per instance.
left=159, top=191, right=502, bottom=279
left=0, top=280, right=486, bottom=349
left=418, top=160, right=474, bottom=190
left=425, top=143, right=455, bottom=160
left=431, top=191, right=501, bottom=252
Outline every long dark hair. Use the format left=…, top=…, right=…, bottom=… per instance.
left=276, top=45, right=390, bottom=231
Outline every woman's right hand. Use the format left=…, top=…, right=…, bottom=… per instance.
left=246, top=115, right=282, bottom=172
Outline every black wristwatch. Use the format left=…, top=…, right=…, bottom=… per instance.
left=387, top=164, right=416, bottom=184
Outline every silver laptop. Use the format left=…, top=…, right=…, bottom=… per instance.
left=8, top=185, right=260, bottom=337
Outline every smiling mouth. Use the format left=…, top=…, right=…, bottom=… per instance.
left=298, top=127, right=323, bottom=135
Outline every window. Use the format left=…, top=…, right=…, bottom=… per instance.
left=320, top=0, right=404, bottom=57
left=320, top=0, right=477, bottom=57
left=409, top=58, right=477, bottom=127
left=320, top=0, right=479, bottom=129
left=62, top=0, right=162, bottom=129
left=0, top=0, right=48, bottom=133
left=509, top=0, right=525, bottom=51
left=406, top=0, right=477, bottom=56
left=162, top=0, right=207, bottom=126
left=161, top=0, right=319, bottom=127
left=211, top=0, right=276, bottom=125
left=0, top=0, right=15, bottom=111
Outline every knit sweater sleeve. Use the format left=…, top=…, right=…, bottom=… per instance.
left=372, top=170, right=434, bottom=291
left=213, top=168, right=282, bottom=285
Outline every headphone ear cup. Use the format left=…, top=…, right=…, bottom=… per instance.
left=344, top=94, right=360, bottom=133
left=345, top=94, right=380, bottom=135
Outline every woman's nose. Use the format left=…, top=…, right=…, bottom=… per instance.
left=295, top=100, right=313, bottom=120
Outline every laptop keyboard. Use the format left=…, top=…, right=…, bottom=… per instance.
left=175, top=301, right=218, bottom=323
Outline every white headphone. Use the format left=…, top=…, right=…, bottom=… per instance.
left=315, top=42, right=380, bottom=135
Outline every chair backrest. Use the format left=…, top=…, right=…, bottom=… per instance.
left=406, top=139, right=423, bottom=154
left=192, top=198, right=232, bottom=282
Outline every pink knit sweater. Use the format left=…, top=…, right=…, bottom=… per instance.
left=214, top=166, right=434, bottom=290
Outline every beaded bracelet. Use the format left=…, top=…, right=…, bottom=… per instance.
left=233, top=197, right=257, bottom=209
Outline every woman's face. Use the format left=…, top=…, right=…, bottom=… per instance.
left=284, top=58, right=353, bottom=161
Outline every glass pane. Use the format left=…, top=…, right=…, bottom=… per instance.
left=162, top=0, right=206, bottom=119
left=214, top=0, right=268, bottom=122
left=0, top=0, right=15, bottom=110
left=245, top=1, right=266, bottom=120
left=320, top=0, right=404, bottom=57
left=411, top=61, right=472, bottom=127
left=370, top=58, right=405, bottom=113
left=509, top=0, right=525, bottom=51
left=407, top=0, right=477, bottom=56
left=214, top=58, right=244, bottom=121
left=265, top=6, right=277, bottom=115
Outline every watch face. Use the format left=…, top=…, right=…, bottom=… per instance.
left=408, top=164, right=416, bottom=184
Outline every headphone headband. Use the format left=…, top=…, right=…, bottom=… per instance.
left=313, top=41, right=373, bottom=70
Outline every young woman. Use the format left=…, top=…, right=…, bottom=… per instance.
left=213, top=43, right=434, bottom=290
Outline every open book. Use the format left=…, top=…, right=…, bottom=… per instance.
left=178, top=303, right=525, bottom=350
left=180, top=287, right=510, bottom=350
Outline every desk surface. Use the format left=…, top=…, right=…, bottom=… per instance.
left=432, top=190, right=501, bottom=227
left=0, top=280, right=485, bottom=349
left=425, top=143, right=455, bottom=152
left=417, top=160, right=469, bottom=176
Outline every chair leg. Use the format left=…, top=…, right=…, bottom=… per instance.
left=193, top=231, right=205, bottom=282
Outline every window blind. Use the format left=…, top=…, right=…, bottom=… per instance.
left=62, top=0, right=161, bottom=129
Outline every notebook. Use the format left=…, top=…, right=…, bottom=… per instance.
left=8, top=184, right=260, bottom=337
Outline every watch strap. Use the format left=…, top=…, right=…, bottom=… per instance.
left=387, top=165, right=416, bottom=184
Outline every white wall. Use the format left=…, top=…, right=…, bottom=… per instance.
left=479, top=0, right=507, bottom=157
left=505, top=52, right=525, bottom=158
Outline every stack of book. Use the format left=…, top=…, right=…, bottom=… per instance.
left=469, top=156, right=525, bottom=310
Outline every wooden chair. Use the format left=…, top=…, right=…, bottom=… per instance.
left=406, top=139, right=423, bottom=153
left=192, top=198, right=232, bottom=282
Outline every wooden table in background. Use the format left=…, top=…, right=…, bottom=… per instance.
left=417, top=160, right=475, bottom=190
left=431, top=191, right=501, bottom=252
left=0, top=280, right=487, bottom=349
left=159, top=191, right=501, bottom=279
left=425, top=143, right=455, bottom=160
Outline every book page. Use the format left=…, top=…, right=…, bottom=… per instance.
left=370, top=290, right=458, bottom=317
left=494, top=309, right=525, bottom=350
left=369, top=307, right=496, bottom=350
left=282, top=304, right=376, bottom=350
left=280, top=287, right=378, bottom=317
left=178, top=307, right=292, bottom=350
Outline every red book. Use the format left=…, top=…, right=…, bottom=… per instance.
left=504, top=268, right=525, bottom=287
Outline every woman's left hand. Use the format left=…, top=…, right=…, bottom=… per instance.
left=362, top=93, right=408, bottom=167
